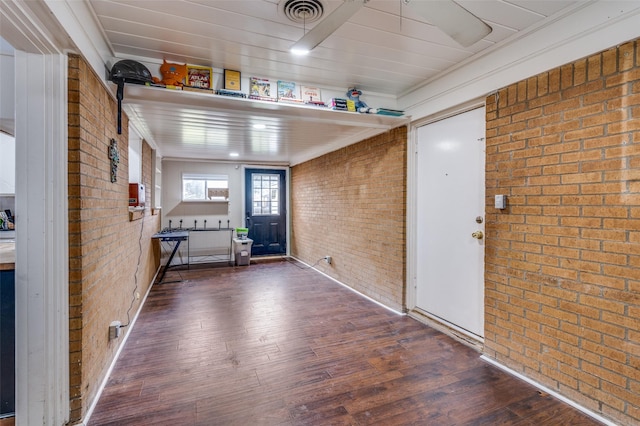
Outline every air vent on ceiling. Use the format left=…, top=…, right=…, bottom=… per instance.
left=282, top=0, right=324, bottom=24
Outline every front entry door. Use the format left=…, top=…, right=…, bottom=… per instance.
left=245, top=168, right=287, bottom=256
left=415, top=107, right=485, bottom=338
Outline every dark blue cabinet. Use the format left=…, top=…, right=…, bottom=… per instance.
left=0, top=269, right=15, bottom=416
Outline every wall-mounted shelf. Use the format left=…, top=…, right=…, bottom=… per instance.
left=181, top=200, right=229, bottom=204
left=128, top=207, right=145, bottom=221
left=124, top=84, right=407, bottom=128
left=119, top=83, right=410, bottom=164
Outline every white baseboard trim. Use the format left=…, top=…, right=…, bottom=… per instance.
left=80, top=267, right=160, bottom=425
left=480, top=355, right=617, bottom=426
left=290, top=256, right=405, bottom=316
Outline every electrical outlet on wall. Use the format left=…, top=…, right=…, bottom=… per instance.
left=324, top=256, right=332, bottom=265
left=109, top=320, right=122, bottom=340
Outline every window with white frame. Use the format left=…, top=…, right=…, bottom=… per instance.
left=182, top=173, right=229, bottom=201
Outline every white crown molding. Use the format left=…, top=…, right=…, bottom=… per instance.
left=45, top=0, right=113, bottom=79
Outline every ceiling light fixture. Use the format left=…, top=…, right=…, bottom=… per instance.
left=253, top=123, right=267, bottom=130
left=290, top=47, right=310, bottom=56
left=229, top=152, right=239, bottom=157
left=291, top=1, right=309, bottom=55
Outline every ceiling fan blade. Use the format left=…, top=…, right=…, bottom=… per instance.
left=405, top=0, right=492, bottom=47
left=290, top=0, right=367, bottom=53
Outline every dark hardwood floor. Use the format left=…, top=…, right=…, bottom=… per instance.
left=89, top=259, right=601, bottom=425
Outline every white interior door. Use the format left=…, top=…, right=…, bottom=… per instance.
left=415, top=107, right=485, bottom=338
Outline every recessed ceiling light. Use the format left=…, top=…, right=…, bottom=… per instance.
left=229, top=152, right=239, bottom=157
left=290, top=48, right=309, bottom=56
left=253, top=123, right=267, bottom=130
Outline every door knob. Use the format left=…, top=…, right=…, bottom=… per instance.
left=471, top=231, right=484, bottom=240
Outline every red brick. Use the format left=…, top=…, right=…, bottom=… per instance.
left=67, top=55, right=161, bottom=423
left=602, top=145, right=640, bottom=164
left=574, top=59, right=587, bottom=85
left=619, top=41, right=635, bottom=71
left=542, top=164, right=580, bottom=176
left=528, top=133, right=562, bottom=147
left=564, top=125, right=605, bottom=141
left=584, top=133, right=629, bottom=149
left=485, top=40, right=640, bottom=425
left=587, top=53, right=602, bottom=81
left=602, top=47, right=619, bottom=76
left=537, top=73, right=549, bottom=96
left=291, top=127, right=406, bottom=311
left=564, top=80, right=604, bottom=99
left=584, top=85, right=629, bottom=105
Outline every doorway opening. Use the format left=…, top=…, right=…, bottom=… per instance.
left=413, top=107, right=486, bottom=341
left=244, top=168, right=287, bottom=256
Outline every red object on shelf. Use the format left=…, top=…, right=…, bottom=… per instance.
left=129, top=183, right=145, bottom=207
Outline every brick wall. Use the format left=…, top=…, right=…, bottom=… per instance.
left=290, top=126, right=407, bottom=311
left=68, top=54, right=160, bottom=423
left=484, top=40, right=640, bottom=425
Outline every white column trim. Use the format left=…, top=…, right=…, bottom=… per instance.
left=405, top=124, right=417, bottom=311
left=2, top=0, right=70, bottom=424
left=14, top=48, right=69, bottom=426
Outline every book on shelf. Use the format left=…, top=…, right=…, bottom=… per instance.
left=329, top=98, right=348, bottom=111
left=185, top=65, right=213, bottom=90
left=249, top=77, right=275, bottom=101
left=182, top=86, right=214, bottom=94
left=217, top=89, right=247, bottom=98
left=301, top=86, right=322, bottom=104
left=376, top=108, right=405, bottom=116
left=223, top=69, right=241, bottom=91
left=277, top=80, right=303, bottom=103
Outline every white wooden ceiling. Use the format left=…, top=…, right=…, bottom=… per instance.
left=91, top=0, right=577, bottom=95
left=9, top=0, right=587, bottom=164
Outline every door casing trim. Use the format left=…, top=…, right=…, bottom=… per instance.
left=405, top=100, right=485, bottom=316
left=241, top=165, right=290, bottom=257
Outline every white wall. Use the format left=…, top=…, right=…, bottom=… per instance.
left=128, top=125, right=142, bottom=184
left=0, top=132, right=15, bottom=194
left=0, top=37, right=15, bottom=136
left=161, top=160, right=245, bottom=259
left=162, top=160, right=245, bottom=227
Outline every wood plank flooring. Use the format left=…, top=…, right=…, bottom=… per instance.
left=89, top=259, right=602, bottom=425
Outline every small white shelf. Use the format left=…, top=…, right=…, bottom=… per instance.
left=181, top=199, right=229, bottom=203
